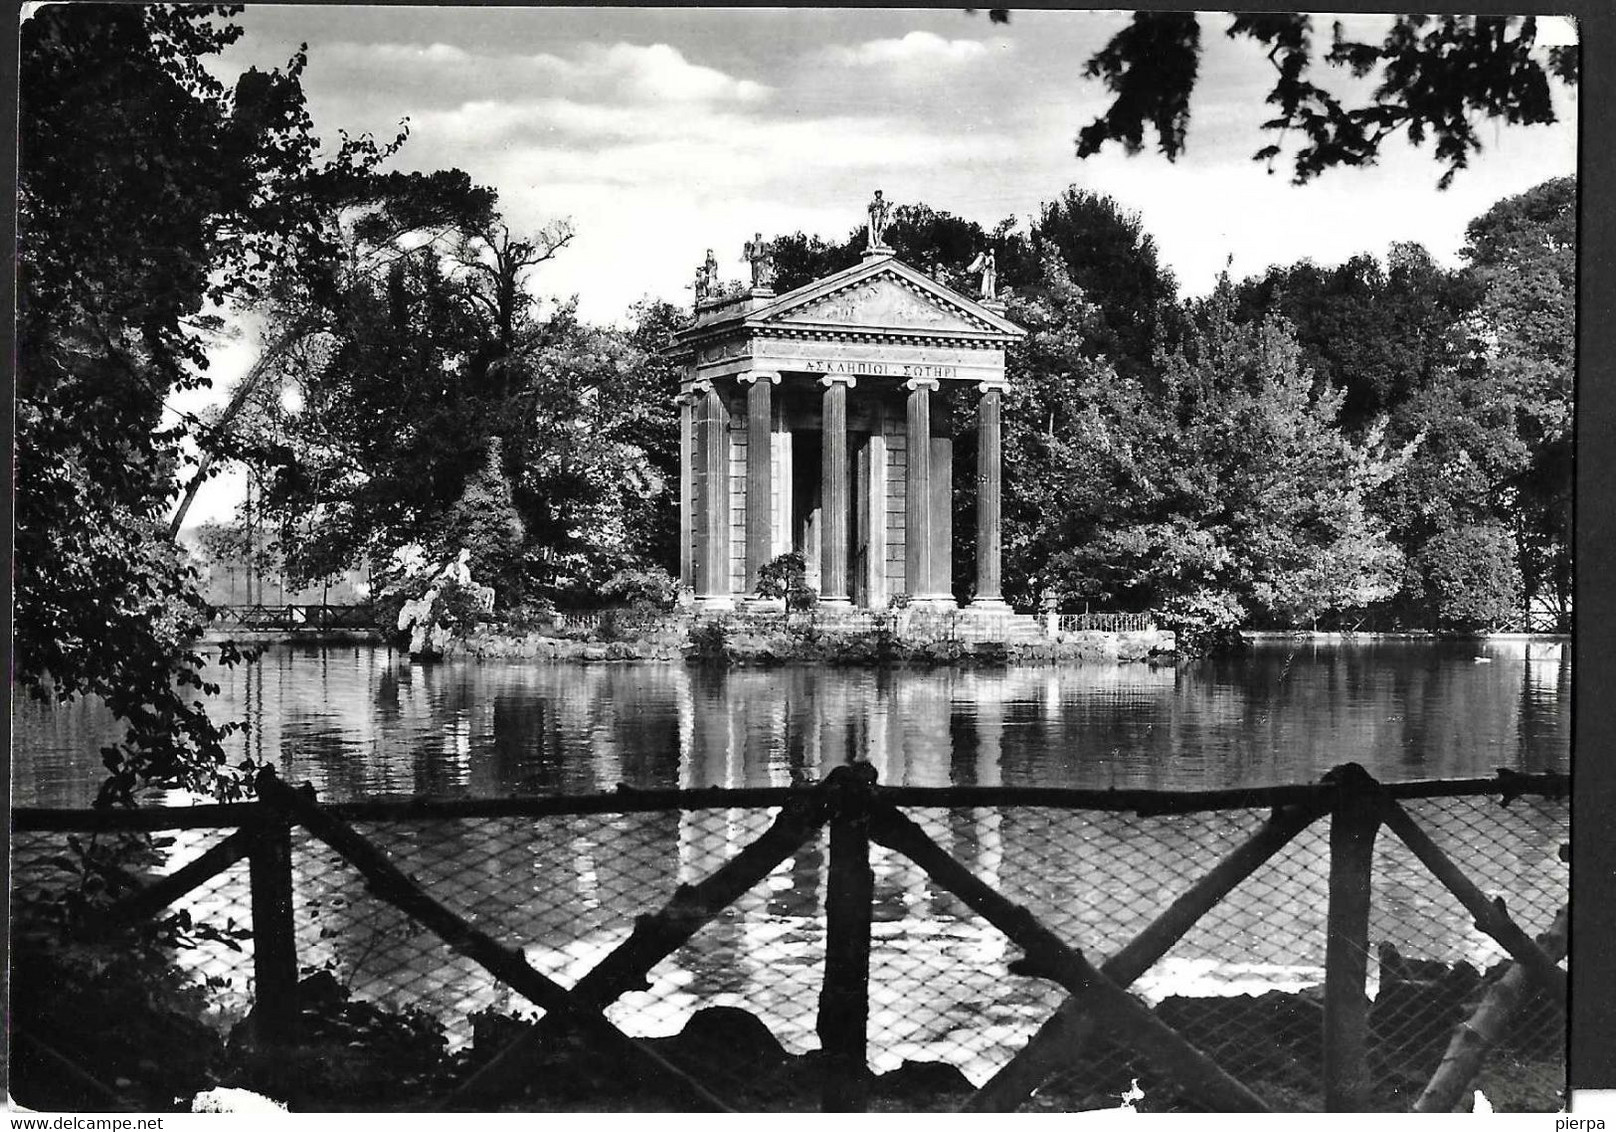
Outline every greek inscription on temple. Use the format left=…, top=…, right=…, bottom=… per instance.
left=900, top=364, right=958, bottom=380
left=808, top=359, right=958, bottom=380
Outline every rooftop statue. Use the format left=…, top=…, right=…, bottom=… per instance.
left=866, top=190, right=892, bottom=253
left=967, top=248, right=997, bottom=301
left=694, top=247, right=718, bottom=302
left=742, top=232, right=776, bottom=289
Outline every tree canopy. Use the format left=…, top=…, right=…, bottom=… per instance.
left=1226, top=177, right=1573, bottom=629
left=257, top=225, right=682, bottom=611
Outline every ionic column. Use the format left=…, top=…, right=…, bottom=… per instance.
left=694, top=379, right=733, bottom=610
left=973, top=381, right=1010, bottom=611
left=677, top=389, right=696, bottom=588
left=739, top=371, right=780, bottom=599
left=904, top=377, right=939, bottom=601
left=820, top=374, right=855, bottom=607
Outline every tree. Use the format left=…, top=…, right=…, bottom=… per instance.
left=1029, top=188, right=1183, bottom=378
left=261, top=216, right=683, bottom=610
left=1231, top=244, right=1477, bottom=432
left=610, top=299, right=690, bottom=571
left=505, top=304, right=671, bottom=603
left=166, top=167, right=500, bottom=536
left=995, top=245, right=1125, bottom=607
left=1460, top=177, right=1575, bottom=626
left=1219, top=177, right=1573, bottom=629
left=1417, top=525, right=1523, bottom=631
left=1049, top=14, right=1577, bottom=188
left=765, top=231, right=858, bottom=296
left=264, top=246, right=488, bottom=588
left=445, top=438, right=527, bottom=589
left=16, top=4, right=391, bottom=803
left=1027, top=281, right=1408, bottom=632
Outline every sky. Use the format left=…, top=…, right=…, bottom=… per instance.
left=179, top=6, right=1579, bottom=524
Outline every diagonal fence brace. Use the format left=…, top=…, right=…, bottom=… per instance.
left=443, top=789, right=829, bottom=1107
left=963, top=800, right=1328, bottom=1111
left=1376, top=794, right=1567, bottom=1008
left=255, top=771, right=737, bottom=1113
left=1414, top=904, right=1568, bottom=1112
left=91, top=825, right=257, bottom=934
left=868, top=803, right=1271, bottom=1113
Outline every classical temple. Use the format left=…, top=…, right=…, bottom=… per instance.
left=669, top=194, right=1025, bottom=613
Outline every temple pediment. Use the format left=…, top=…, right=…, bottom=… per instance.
left=669, top=248, right=1023, bottom=390
left=771, top=273, right=985, bottom=333
left=748, top=256, right=1022, bottom=339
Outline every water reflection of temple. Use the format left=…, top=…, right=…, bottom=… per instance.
left=666, top=665, right=1184, bottom=938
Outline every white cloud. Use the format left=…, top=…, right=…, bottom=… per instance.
left=405, top=97, right=1020, bottom=181
left=587, top=42, right=768, bottom=103
left=824, top=31, right=993, bottom=68
left=318, top=39, right=768, bottom=107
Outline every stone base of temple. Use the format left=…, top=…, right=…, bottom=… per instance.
left=964, top=598, right=1013, bottom=616
left=906, top=594, right=958, bottom=612
left=737, top=596, right=786, bottom=613
left=964, top=610, right=1048, bottom=644
left=694, top=596, right=736, bottom=613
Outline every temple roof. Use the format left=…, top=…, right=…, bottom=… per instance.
left=673, top=251, right=1023, bottom=356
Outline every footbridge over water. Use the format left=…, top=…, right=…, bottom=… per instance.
left=206, top=603, right=380, bottom=641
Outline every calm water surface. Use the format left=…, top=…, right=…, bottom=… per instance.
left=10, top=641, right=1571, bottom=1082
left=12, top=639, right=1571, bottom=806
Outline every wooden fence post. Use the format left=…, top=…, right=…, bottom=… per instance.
left=248, top=805, right=300, bottom=1045
left=818, top=762, right=877, bottom=1113
left=1323, top=763, right=1381, bottom=1112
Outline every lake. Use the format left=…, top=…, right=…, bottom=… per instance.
left=10, top=640, right=1571, bottom=1083
left=11, top=638, right=1571, bottom=807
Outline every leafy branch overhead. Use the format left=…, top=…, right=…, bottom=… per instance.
left=999, top=12, right=1578, bottom=188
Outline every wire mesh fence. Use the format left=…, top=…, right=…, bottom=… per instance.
left=10, top=771, right=1567, bottom=1113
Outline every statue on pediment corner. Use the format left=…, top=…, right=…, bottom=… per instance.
left=742, top=232, right=776, bottom=289
left=694, top=248, right=720, bottom=303
left=967, top=248, right=997, bottom=302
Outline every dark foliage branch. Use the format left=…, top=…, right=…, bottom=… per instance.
left=1078, top=13, right=1201, bottom=161
left=984, top=12, right=1577, bottom=188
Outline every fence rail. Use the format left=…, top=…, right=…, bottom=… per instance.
left=11, top=766, right=1567, bottom=1113
left=12, top=770, right=1565, bottom=834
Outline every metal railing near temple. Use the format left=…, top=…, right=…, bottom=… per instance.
left=11, top=765, right=1566, bottom=1113
left=1056, top=612, right=1155, bottom=634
